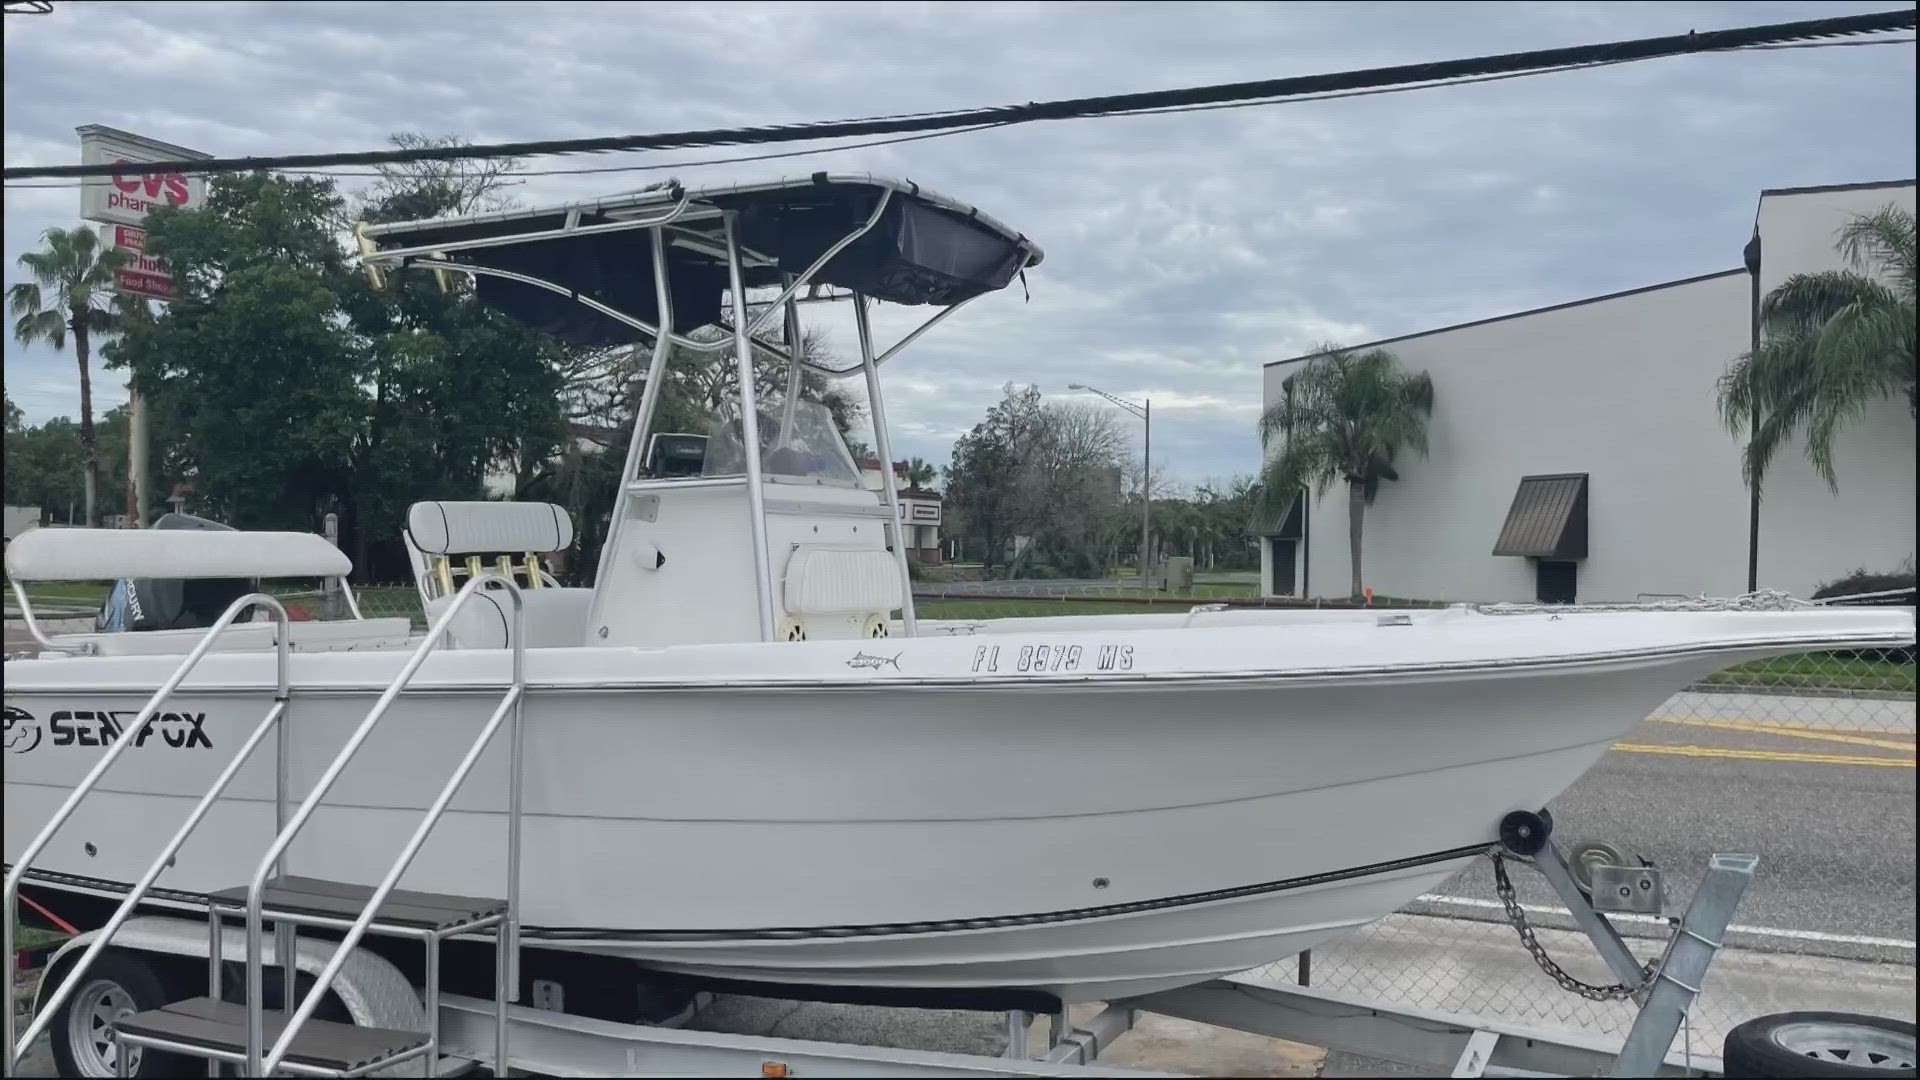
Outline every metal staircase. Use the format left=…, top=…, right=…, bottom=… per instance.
left=5, top=573, right=530, bottom=1078
left=4, top=592, right=295, bottom=1076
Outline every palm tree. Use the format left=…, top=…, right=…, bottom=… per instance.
left=1258, top=344, right=1434, bottom=599
left=1719, top=204, right=1916, bottom=495
left=7, top=227, right=130, bottom=526
left=904, top=456, right=938, bottom=490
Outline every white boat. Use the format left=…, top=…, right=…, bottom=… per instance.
left=4, top=174, right=1913, bottom=1011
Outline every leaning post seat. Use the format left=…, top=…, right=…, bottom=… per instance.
left=404, top=501, right=593, bottom=649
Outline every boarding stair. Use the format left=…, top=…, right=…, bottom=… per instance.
left=3, top=571, right=530, bottom=1078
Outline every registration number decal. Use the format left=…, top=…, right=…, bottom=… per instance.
left=971, top=643, right=1134, bottom=674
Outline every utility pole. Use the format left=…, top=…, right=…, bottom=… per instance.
left=1069, top=383, right=1152, bottom=585
left=127, top=379, right=149, bottom=527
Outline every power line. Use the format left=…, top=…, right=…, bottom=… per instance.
left=6, top=8, right=1913, bottom=182
left=3, top=124, right=1018, bottom=189
left=6, top=35, right=1912, bottom=192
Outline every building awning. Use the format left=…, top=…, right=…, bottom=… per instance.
left=1493, top=473, right=1588, bottom=559
left=1246, top=494, right=1304, bottom=539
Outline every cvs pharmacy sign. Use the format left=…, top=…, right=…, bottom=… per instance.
left=108, top=162, right=195, bottom=217
left=78, top=124, right=210, bottom=228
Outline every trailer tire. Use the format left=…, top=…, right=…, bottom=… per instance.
left=46, top=951, right=189, bottom=1079
left=1724, top=1011, right=1916, bottom=1078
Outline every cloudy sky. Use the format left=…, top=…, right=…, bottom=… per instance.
left=4, top=1, right=1914, bottom=488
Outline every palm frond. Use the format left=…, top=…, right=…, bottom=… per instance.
left=1758, top=271, right=1890, bottom=335
left=15, top=249, right=60, bottom=293
left=5, top=281, right=42, bottom=319
left=12, top=225, right=127, bottom=347
left=1835, top=204, right=1917, bottom=294
left=1257, top=342, right=1433, bottom=500
left=12, top=307, right=66, bottom=351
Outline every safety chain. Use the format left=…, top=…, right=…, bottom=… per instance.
left=1474, top=588, right=1813, bottom=615
left=1490, top=852, right=1658, bottom=1001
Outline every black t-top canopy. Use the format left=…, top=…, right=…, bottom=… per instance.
left=357, top=173, right=1042, bottom=350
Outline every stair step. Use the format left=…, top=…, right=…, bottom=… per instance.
left=207, top=875, right=507, bottom=932
left=114, top=996, right=428, bottom=1074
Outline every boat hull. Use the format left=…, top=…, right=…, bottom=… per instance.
left=6, top=609, right=1909, bottom=1002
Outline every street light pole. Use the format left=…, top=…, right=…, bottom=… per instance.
left=1069, top=383, right=1151, bottom=585
left=1142, top=397, right=1150, bottom=584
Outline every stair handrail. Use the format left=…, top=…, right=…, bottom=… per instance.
left=3, top=593, right=292, bottom=1072
left=241, top=571, right=526, bottom=1077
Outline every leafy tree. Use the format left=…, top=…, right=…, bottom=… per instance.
left=7, top=226, right=130, bottom=525
left=359, top=132, right=527, bottom=221
left=1147, top=476, right=1261, bottom=570
left=946, top=384, right=1044, bottom=569
left=1013, top=401, right=1129, bottom=576
left=1258, top=344, right=1434, bottom=599
left=1719, top=204, right=1916, bottom=495
left=109, top=173, right=371, bottom=534
left=945, top=384, right=1130, bottom=574
left=109, top=168, right=569, bottom=579
left=4, top=402, right=132, bottom=522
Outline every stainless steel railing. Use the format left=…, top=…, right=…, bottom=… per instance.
left=240, top=572, right=526, bottom=1076
left=3, top=593, right=293, bottom=1073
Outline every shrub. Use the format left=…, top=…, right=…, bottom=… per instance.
left=1811, top=557, right=1915, bottom=665
left=1811, top=560, right=1916, bottom=602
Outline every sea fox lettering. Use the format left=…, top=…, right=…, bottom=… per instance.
left=47, top=709, right=211, bottom=749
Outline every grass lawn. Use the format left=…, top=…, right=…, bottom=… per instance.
left=1704, top=653, right=1916, bottom=694
left=12, top=581, right=109, bottom=608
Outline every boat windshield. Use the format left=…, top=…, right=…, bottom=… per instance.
left=703, top=399, right=861, bottom=487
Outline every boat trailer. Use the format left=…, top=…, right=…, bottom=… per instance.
left=12, top=809, right=1809, bottom=1078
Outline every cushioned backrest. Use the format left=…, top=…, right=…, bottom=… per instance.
left=784, top=546, right=903, bottom=615
left=406, top=501, right=574, bottom=556
left=4, top=527, right=351, bottom=582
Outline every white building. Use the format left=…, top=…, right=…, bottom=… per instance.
left=1258, top=179, right=1915, bottom=604
left=858, top=458, right=945, bottom=564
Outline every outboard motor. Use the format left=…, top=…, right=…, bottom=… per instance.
left=95, top=512, right=260, bottom=632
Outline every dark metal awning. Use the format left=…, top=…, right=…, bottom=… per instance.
left=1493, top=473, right=1588, bottom=559
left=1246, top=493, right=1304, bottom=539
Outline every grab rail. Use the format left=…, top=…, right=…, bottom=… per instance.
left=242, top=572, right=526, bottom=1077
left=2, top=593, right=292, bottom=1073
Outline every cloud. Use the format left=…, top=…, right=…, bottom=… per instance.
left=5, top=0, right=1914, bottom=491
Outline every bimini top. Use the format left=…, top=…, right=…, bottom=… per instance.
left=355, top=173, right=1042, bottom=350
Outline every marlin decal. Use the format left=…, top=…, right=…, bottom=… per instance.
left=845, top=650, right=903, bottom=671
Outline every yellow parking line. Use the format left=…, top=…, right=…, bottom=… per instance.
left=1653, top=716, right=1916, bottom=753
left=1614, top=743, right=1915, bottom=768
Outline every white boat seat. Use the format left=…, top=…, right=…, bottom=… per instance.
left=47, top=617, right=416, bottom=657
left=405, top=500, right=573, bottom=558
left=426, top=586, right=594, bottom=650
left=403, top=502, right=592, bottom=644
